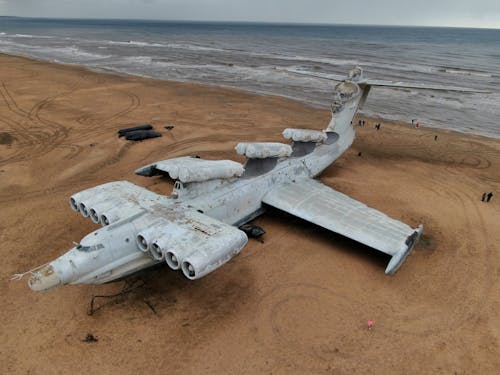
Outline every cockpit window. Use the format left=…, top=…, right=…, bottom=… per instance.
left=76, top=243, right=104, bottom=252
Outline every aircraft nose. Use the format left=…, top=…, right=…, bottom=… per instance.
left=28, top=265, right=61, bottom=291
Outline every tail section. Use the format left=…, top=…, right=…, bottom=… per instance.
left=324, top=67, right=367, bottom=135
left=285, top=66, right=489, bottom=135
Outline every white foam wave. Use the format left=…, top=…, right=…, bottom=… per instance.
left=39, top=46, right=111, bottom=60
left=166, top=43, right=223, bottom=52
left=443, top=68, right=492, bottom=78
left=12, top=33, right=54, bottom=39
left=104, top=39, right=224, bottom=52
left=276, top=54, right=358, bottom=66
left=123, top=56, right=153, bottom=64
left=106, top=40, right=165, bottom=47
left=246, top=51, right=358, bottom=66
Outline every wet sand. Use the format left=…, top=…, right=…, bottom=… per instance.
left=1, top=53, right=499, bottom=374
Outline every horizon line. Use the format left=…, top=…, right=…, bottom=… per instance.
left=1, top=15, right=499, bottom=31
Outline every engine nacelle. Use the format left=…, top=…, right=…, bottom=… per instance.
left=78, top=197, right=108, bottom=218
left=165, top=241, right=195, bottom=270
left=69, top=183, right=117, bottom=213
left=136, top=220, right=169, bottom=252
left=101, top=203, right=143, bottom=226
left=181, top=228, right=247, bottom=280
left=147, top=226, right=194, bottom=268
left=89, top=199, right=123, bottom=225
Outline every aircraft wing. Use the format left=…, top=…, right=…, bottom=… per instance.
left=69, top=181, right=162, bottom=224
left=262, top=179, right=422, bottom=275
left=68, top=181, right=248, bottom=280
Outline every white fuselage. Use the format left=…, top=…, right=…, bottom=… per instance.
left=27, top=79, right=362, bottom=291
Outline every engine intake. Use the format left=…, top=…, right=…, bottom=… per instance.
left=180, top=229, right=247, bottom=280
left=136, top=220, right=169, bottom=252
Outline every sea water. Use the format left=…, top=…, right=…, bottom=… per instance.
left=0, top=17, right=499, bottom=138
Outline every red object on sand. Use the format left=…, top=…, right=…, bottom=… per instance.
left=367, top=320, right=374, bottom=329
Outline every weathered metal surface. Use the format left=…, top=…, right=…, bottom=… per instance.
left=235, top=142, right=292, bottom=159
left=23, top=67, right=438, bottom=292
left=282, top=128, right=327, bottom=143
left=262, top=179, right=423, bottom=274
left=135, top=156, right=244, bottom=182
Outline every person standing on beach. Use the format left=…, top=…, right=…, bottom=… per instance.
left=486, top=192, right=493, bottom=202
left=482, top=193, right=487, bottom=202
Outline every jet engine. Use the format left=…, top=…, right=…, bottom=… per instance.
left=136, top=220, right=169, bottom=252
left=180, top=228, right=248, bottom=280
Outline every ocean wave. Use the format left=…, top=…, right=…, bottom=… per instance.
left=439, top=67, right=492, bottom=78
left=0, top=39, right=15, bottom=46
left=122, top=57, right=234, bottom=70
left=11, top=33, right=54, bottom=39
left=1, top=20, right=498, bottom=138
left=122, top=55, right=153, bottom=64
left=104, top=39, right=224, bottom=52
left=39, top=46, right=111, bottom=60
left=246, top=51, right=358, bottom=67
left=106, top=40, right=165, bottom=47
left=166, top=43, right=224, bottom=52
left=245, top=52, right=441, bottom=78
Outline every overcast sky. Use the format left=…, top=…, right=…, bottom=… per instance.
left=1, top=0, right=499, bottom=29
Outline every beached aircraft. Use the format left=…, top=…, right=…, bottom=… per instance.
left=20, top=67, right=478, bottom=291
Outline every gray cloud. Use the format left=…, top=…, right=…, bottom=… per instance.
left=1, top=0, right=499, bottom=28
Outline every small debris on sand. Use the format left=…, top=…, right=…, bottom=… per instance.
left=0, top=132, right=15, bottom=145
left=82, top=333, right=98, bottom=343
left=124, top=130, right=162, bottom=141
left=117, top=124, right=152, bottom=137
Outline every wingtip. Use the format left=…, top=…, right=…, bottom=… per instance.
left=385, top=224, right=423, bottom=275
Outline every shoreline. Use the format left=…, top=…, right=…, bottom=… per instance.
left=1, top=51, right=496, bottom=141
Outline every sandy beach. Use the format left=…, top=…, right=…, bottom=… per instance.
left=1, top=53, right=499, bottom=374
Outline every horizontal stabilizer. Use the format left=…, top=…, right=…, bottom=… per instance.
left=280, top=68, right=347, bottom=82
left=262, top=179, right=422, bottom=274
left=283, top=68, right=489, bottom=93
left=362, top=79, right=490, bottom=93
